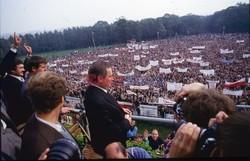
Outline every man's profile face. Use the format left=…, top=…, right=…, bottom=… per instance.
left=101, top=67, right=114, bottom=88
left=12, top=64, right=25, bottom=76
left=36, top=63, right=47, bottom=72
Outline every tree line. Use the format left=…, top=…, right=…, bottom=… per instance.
left=0, top=3, right=249, bottom=58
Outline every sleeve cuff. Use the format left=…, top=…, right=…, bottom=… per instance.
left=10, top=47, right=18, bottom=53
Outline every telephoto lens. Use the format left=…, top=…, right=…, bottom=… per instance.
left=47, top=138, right=83, bottom=160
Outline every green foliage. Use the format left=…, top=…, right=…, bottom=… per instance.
left=126, top=140, right=165, bottom=158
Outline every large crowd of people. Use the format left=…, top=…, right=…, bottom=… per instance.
left=47, top=33, right=250, bottom=107
left=1, top=32, right=250, bottom=160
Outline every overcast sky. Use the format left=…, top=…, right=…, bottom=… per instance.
left=0, top=0, right=249, bottom=36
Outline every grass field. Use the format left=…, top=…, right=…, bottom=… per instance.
left=135, top=120, right=175, bottom=139
left=18, top=45, right=113, bottom=60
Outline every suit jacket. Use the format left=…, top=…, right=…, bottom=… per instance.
left=20, top=74, right=34, bottom=119
left=2, top=75, right=27, bottom=127
left=84, top=86, right=131, bottom=156
left=21, top=114, right=66, bottom=160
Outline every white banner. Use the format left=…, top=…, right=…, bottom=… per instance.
left=69, top=70, right=77, bottom=74
left=130, top=85, right=149, bottom=90
left=62, top=64, right=69, bottom=68
left=192, top=46, right=205, bottom=50
left=220, top=49, right=234, bottom=54
left=58, top=68, right=64, bottom=73
left=207, top=80, right=219, bottom=89
left=173, top=59, right=185, bottom=64
left=162, top=59, right=172, bottom=65
left=167, top=82, right=183, bottom=91
left=159, top=68, right=172, bottom=74
left=222, top=89, right=243, bottom=96
left=176, top=68, right=188, bottom=73
left=65, top=96, right=81, bottom=104
left=243, top=54, right=250, bottom=58
left=48, top=63, right=57, bottom=68
left=139, top=104, right=158, bottom=117
left=149, top=60, right=159, bottom=66
left=134, top=55, right=140, bottom=61
left=81, top=71, right=88, bottom=75
left=135, top=64, right=151, bottom=71
left=98, top=53, right=118, bottom=57
left=126, top=90, right=137, bottom=95
left=190, top=50, right=201, bottom=54
left=193, top=56, right=202, bottom=60
left=170, top=52, right=179, bottom=56
left=149, top=45, right=158, bottom=49
left=236, top=40, right=244, bottom=43
left=141, top=55, right=147, bottom=58
left=200, top=69, right=215, bottom=76
left=117, top=70, right=134, bottom=77
left=200, top=62, right=210, bottom=67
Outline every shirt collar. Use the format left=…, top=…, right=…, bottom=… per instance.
left=35, top=113, right=63, bottom=132
left=91, top=84, right=107, bottom=93
left=8, top=74, right=24, bottom=82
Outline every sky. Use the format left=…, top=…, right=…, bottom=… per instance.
left=0, top=0, right=249, bottom=36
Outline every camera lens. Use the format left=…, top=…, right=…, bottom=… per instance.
left=47, top=138, right=82, bottom=160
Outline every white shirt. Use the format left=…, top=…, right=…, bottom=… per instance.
left=35, top=113, right=64, bottom=133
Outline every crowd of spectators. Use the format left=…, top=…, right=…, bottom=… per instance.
left=47, top=33, right=250, bottom=111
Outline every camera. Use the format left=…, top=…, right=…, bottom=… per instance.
left=47, top=138, right=83, bottom=160
left=172, top=97, right=217, bottom=157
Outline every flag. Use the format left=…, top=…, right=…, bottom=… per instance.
left=126, top=90, right=137, bottom=95
left=224, top=78, right=246, bottom=88
left=118, top=101, right=133, bottom=109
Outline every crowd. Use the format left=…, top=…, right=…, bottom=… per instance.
left=47, top=33, right=250, bottom=108
left=1, top=32, right=250, bottom=160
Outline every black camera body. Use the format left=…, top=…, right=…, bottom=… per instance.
left=47, top=138, right=83, bottom=160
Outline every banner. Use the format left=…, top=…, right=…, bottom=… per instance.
left=58, top=68, right=64, bottom=73
left=173, top=59, right=185, bottom=64
left=222, top=58, right=234, bottom=63
left=81, top=71, right=88, bottom=75
left=134, top=55, right=140, bottom=61
left=176, top=68, right=188, bottom=73
left=62, top=64, right=69, bottom=68
left=224, top=78, right=246, bottom=88
left=135, top=64, right=151, bottom=71
left=243, top=54, right=250, bottom=58
left=236, top=40, right=244, bottom=43
left=207, top=80, right=219, bottom=89
left=162, top=59, right=172, bottom=65
left=200, top=69, right=215, bottom=76
left=200, top=62, right=210, bottom=66
left=167, top=82, right=183, bottom=91
left=222, top=89, right=243, bottom=96
left=220, top=49, right=234, bottom=54
left=170, top=52, right=179, bottom=56
left=159, top=68, right=172, bottom=74
left=190, top=50, right=201, bottom=54
left=48, top=63, right=57, bottom=68
left=192, top=46, right=205, bottom=50
left=117, top=70, right=134, bottom=77
left=118, top=101, right=133, bottom=109
left=149, top=60, right=159, bottom=66
left=193, top=57, right=202, bottom=60
left=130, top=85, right=149, bottom=90
left=153, top=87, right=160, bottom=93
left=69, top=70, right=77, bottom=74
left=139, top=104, right=158, bottom=117
left=126, top=90, right=137, bottom=95
left=65, top=96, right=81, bottom=104
left=98, top=53, right=118, bottom=57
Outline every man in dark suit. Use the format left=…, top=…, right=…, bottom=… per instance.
left=20, top=45, right=47, bottom=131
left=84, top=60, right=132, bottom=156
left=21, top=71, right=81, bottom=160
left=1, top=33, right=26, bottom=128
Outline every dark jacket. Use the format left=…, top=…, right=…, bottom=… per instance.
left=84, top=86, right=131, bottom=156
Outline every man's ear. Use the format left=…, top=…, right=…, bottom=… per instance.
left=97, top=75, right=104, bottom=86
left=32, top=67, right=37, bottom=73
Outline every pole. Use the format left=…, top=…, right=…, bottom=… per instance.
left=91, top=32, right=96, bottom=48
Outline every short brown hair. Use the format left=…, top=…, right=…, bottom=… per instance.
left=28, top=71, right=66, bottom=113
left=88, top=60, right=111, bottom=83
left=182, top=89, right=237, bottom=128
left=26, top=56, right=47, bottom=72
